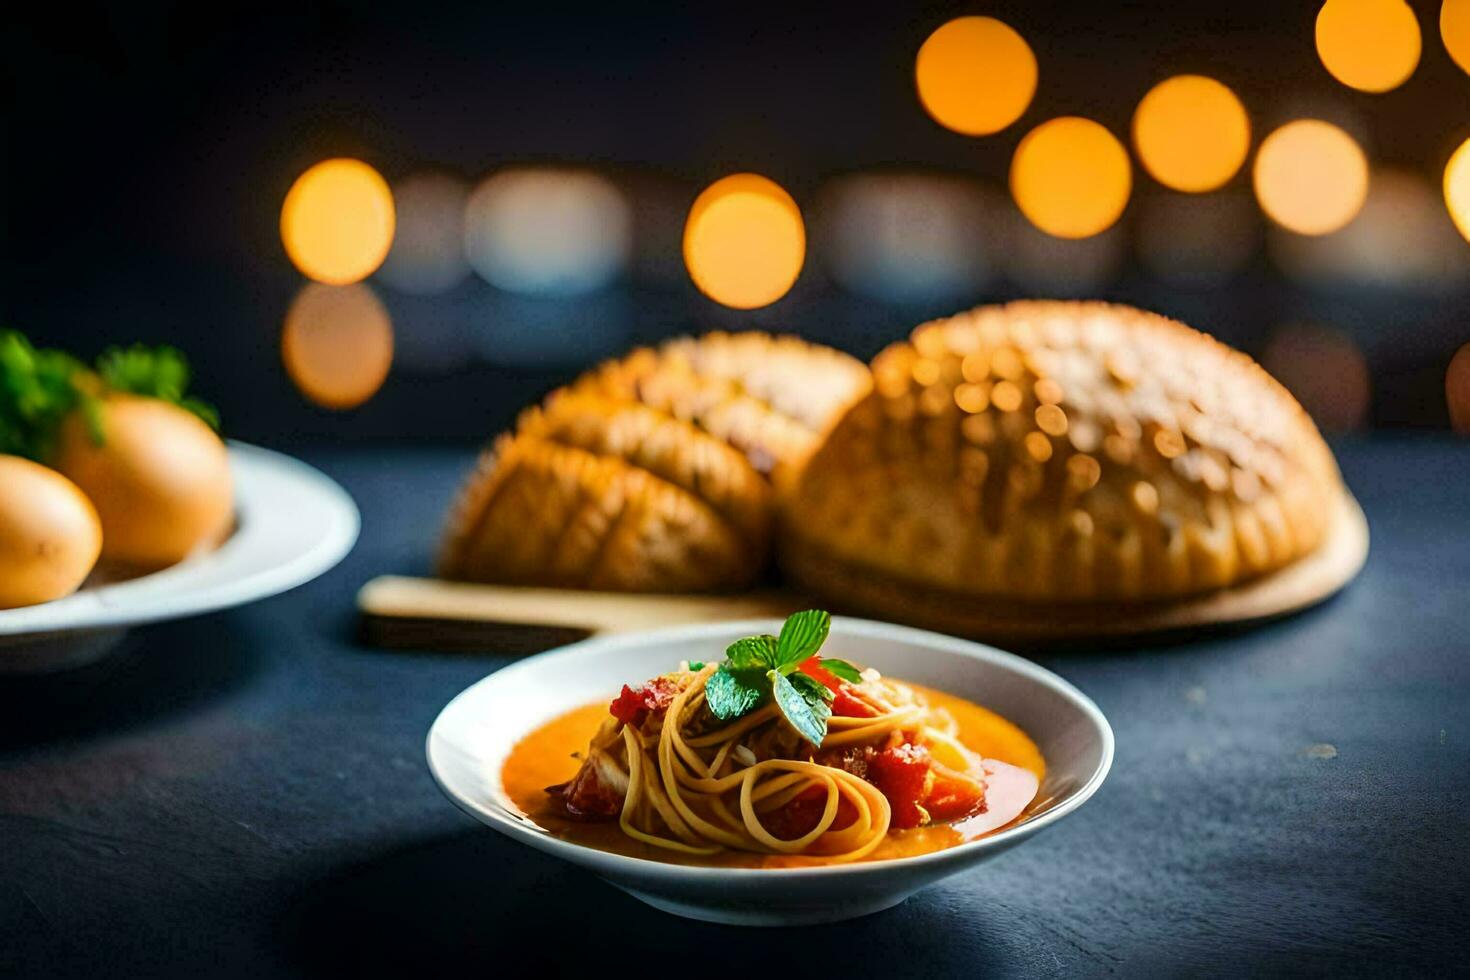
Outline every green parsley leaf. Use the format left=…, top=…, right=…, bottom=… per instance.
left=0, top=330, right=86, bottom=462
left=818, top=658, right=863, bottom=684
left=770, top=669, right=831, bottom=747
left=704, top=665, right=768, bottom=721
left=725, top=635, right=779, bottom=670
left=775, top=609, right=831, bottom=672
left=96, top=344, right=219, bottom=431
left=687, top=661, right=705, bottom=671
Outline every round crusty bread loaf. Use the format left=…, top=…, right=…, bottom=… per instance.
left=781, top=301, right=1345, bottom=611
left=440, top=333, right=870, bottom=592
left=567, top=331, right=872, bottom=481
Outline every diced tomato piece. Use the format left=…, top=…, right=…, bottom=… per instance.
left=607, top=677, right=678, bottom=726
left=608, top=685, right=646, bottom=725
left=545, top=773, right=622, bottom=821
left=761, top=785, right=857, bottom=840
left=798, top=657, right=878, bottom=718
left=869, top=743, right=933, bottom=829
left=923, top=762, right=987, bottom=823
left=798, top=656, right=841, bottom=689
left=831, top=687, right=878, bottom=718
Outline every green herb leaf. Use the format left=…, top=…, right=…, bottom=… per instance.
left=0, top=330, right=86, bottom=462
left=687, top=661, right=705, bottom=672
left=179, top=396, right=220, bottom=432
left=770, top=670, right=831, bottom=747
left=725, top=635, right=779, bottom=670
left=96, top=344, right=219, bottom=430
left=788, top=670, right=835, bottom=704
left=704, top=665, right=769, bottom=721
left=775, top=609, right=831, bottom=672
left=818, top=658, right=863, bottom=684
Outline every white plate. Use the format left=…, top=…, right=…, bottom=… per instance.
left=0, top=442, right=359, bottom=673
left=428, top=617, right=1113, bottom=926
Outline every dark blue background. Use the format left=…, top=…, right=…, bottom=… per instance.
left=4, top=1, right=1468, bottom=446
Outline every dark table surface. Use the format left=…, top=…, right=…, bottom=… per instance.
left=1, top=439, right=1466, bottom=978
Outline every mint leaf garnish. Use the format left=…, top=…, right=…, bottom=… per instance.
left=725, top=635, right=778, bottom=670
left=770, top=670, right=831, bottom=747
left=788, top=670, right=835, bottom=704
left=689, top=611, right=844, bottom=743
left=775, top=610, right=830, bottom=671
left=818, top=658, right=862, bottom=684
left=705, top=665, right=768, bottom=721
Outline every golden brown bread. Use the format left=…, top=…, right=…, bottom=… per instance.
left=568, top=332, right=871, bottom=482
left=781, top=301, right=1345, bottom=610
left=440, top=333, right=869, bottom=592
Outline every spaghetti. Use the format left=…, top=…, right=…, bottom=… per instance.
left=546, top=654, right=1004, bottom=861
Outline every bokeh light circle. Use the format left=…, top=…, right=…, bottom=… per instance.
left=1262, top=323, right=1370, bottom=431
left=1132, top=75, right=1251, bottom=193
left=1274, top=168, right=1470, bottom=289
left=281, top=159, right=396, bottom=285
left=376, top=172, right=471, bottom=295
left=464, top=168, right=632, bottom=297
left=1445, top=0, right=1470, bottom=76
left=1253, top=120, right=1368, bottom=236
left=817, top=173, right=995, bottom=304
left=282, top=283, right=394, bottom=410
left=1447, top=342, right=1470, bottom=433
left=915, top=16, right=1037, bottom=136
left=1010, top=117, right=1132, bottom=239
left=683, top=173, right=806, bottom=309
left=1444, top=138, right=1470, bottom=244
left=1315, top=0, right=1421, bottom=93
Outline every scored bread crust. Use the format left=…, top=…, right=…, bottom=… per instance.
left=568, top=332, right=872, bottom=483
left=781, top=301, right=1345, bottom=605
left=440, top=332, right=869, bottom=592
left=517, top=394, right=773, bottom=546
left=440, top=433, right=755, bottom=592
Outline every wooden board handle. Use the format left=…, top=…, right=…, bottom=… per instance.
left=357, top=576, right=801, bottom=652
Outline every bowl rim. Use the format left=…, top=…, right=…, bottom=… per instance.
left=427, top=616, right=1114, bottom=881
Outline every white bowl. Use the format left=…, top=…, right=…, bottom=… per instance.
left=0, top=442, right=359, bottom=673
left=427, top=617, right=1114, bottom=925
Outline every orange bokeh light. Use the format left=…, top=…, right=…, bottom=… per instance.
left=915, top=16, right=1037, bottom=137
left=1315, top=0, right=1421, bottom=92
left=1445, top=0, right=1470, bottom=76
left=282, top=283, right=394, bottom=410
left=1132, top=75, right=1251, bottom=193
left=1253, top=120, right=1369, bottom=236
left=683, top=174, right=805, bottom=309
left=1444, top=137, right=1470, bottom=244
left=280, top=159, right=396, bottom=285
left=1010, top=117, right=1132, bottom=239
left=1448, top=343, right=1470, bottom=433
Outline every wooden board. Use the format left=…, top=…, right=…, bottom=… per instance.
left=358, top=491, right=1368, bottom=652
